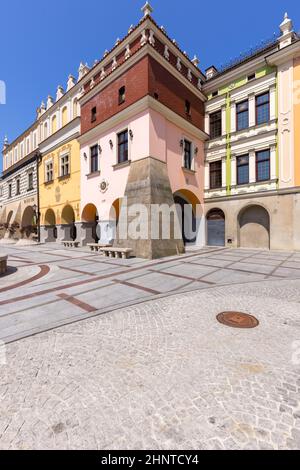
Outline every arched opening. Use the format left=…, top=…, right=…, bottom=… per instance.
left=44, top=209, right=57, bottom=241
left=110, top=198, right=122, bottom=226
left=45, top=208, right=56, bottom=226
left=52, top=115, right=57, bottom=134
left=61, top=205, right=76, bottom=241
left=81, top=203, right=99, bottom=243
left=173, top=190, right=201, bottom=245
left=21, top=206, right=37, bottom=239
left=206, top=209, right=225, bottom=247
left=238, top=205, right=270, bottom=249
left=73, top=99, right=78, bottom=119
left=62, top=106, right=68, bottom=127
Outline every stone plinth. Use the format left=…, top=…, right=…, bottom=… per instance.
left=0, top=255, right=8, bottom=275
left=114, top=157, right=185, bottom=259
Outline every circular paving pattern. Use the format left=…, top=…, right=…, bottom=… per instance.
left=216, top=311, right=259, bottom=329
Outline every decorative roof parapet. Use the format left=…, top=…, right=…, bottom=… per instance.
left=141, top=2, right=153, bottom=18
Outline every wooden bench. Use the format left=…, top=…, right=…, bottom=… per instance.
left=87, top=243, right=112, bottom=253
left=61, top=241, right=80, bottom=248
left=100, top=247, right=133, bottom=259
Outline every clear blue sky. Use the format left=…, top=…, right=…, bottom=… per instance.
left=0, top=0, right=299, bottom=173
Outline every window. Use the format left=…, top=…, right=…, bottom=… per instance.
left=185, top=100, right=191, bottom=116
left=46, top=161, right=53, bottom=182
left=248, top=73, right=255, bottom=82
left=118, top=86, right=126, bottom=105
left=62, top=106, right=68, bottom=127
left=256, top=92, right=270, bottom=125
left=16, top=178, right=20, bottom=195
left=183, top=139, right=192, bottom=170
left=117, top=130, right=128, bottom=164
left=212, top=91, right=218, bottom=97
left=209, top=161, right=222, bottom=189
left=210, top=110, right=222, bottom=139
left=8, top=183, right=12, bottom=198
left=256, top=149, right=270, bottom=182
left=28, top=172, right=34, bottom=190
left=236, top=100, right=249, bottom=131
left=91, top=107, right=97, bottom=123
left=237, top=155, right=249, bottom=185
left=60, top=154, right=70, bottom=177
left=90, top=145, right=99, bottom=173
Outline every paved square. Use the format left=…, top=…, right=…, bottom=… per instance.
left=0, top=244, right=300, bottom=449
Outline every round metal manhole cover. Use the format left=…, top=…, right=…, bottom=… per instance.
left=217, top=311, right=259, bottom=329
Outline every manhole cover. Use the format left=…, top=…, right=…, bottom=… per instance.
left=217, top=311, right=259, bottom=329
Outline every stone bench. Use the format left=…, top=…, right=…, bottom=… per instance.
left=87, top=243, right=112, bottom=253
left=0, top=255, right=8, bottom=275
left=100, top=247, right=133, bottom=259
left=61, top=241, right=80, bottom=248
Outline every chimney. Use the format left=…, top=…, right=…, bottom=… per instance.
left=205, top=66, right=218, bottom=80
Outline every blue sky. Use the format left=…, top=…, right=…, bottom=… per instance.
left=0, top=0, right=299, bottom=173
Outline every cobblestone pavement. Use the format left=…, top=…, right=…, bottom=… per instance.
left=0, top=244, right=300, bottom=449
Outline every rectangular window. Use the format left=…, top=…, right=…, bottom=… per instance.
left=209, top=161, right=222, bottom=189
left=236, top=100, right=249, bottom=131
left=256, top=92, right=270, bottom=125
left=183, top=139, right=192, bottom=170
left=118, top=86, right=126, bottom=105
left=91, top=107, right=97, bottom=123
left=117, top=130, right=128, bottom=164
left=237, top=155, right=249, bottom=185
left=90, top=145, right=99, bottom=173
left=256, top=149, right=270, bottom=182
left=8, top=183, right=12, bottom=198
left=28, top=172, right=34, bottom=190
left=210, top=111, right=222, bottom=139
left=60, top=155, right=70, bottom=177
left=46, top=161, right=53, bottom=182
left=185, top=100, right=191, bottom=116
left=16, top=178, right=20, bottom=195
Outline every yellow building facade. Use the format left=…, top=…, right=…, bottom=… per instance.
left=39, top=136, right=81, bottom=242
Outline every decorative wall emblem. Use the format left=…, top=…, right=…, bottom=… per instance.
left=99, top=179, right=109, bottom=193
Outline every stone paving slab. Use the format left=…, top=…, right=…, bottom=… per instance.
left=0, top=277, right=300, bottom=449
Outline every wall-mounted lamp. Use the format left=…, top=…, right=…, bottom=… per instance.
left=194, top=147, right=199, bottom=155
left=83, top=152, right=87, bottom=160
left=109, top=139, right=113, bottom=149
left=129, top=129, right=134, bottom=140
left=98, top=145, right=102, bottom=153
left=180, top=139, right=184, bottom=148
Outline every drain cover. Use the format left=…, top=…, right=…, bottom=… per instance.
left=217, top=312, right=259, bottom=329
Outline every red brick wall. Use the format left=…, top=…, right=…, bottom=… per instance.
left=81, top=56, right=149, bottom=135
left=148, top=56, right=204, bottom=130
left=81, top=55, right=204, bottom=135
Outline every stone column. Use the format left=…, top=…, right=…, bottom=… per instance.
left=40, top=225, right=56, bottom=243
left=204, top=162, right=210, bottom=190
left=78, top=222, right=96, bottom=246
left=97, top=221, right=116, bottom=245
left=221, top=105, right=227, bottom=136
left=230, top=101, right=236, bottom=133
left=56, top=224, right=66, bottom=242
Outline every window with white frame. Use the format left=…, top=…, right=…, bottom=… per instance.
left=28, top=171, right=34, bottom=190
left=60, top=154, right=70, bottom=177
left=45, top=160, right=53, bottom=182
